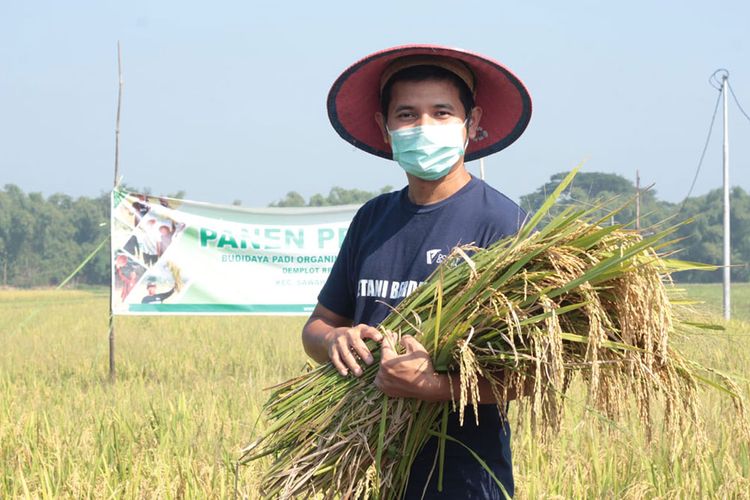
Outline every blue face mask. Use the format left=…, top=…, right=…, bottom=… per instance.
left=388, top=121, right=468, bottom=181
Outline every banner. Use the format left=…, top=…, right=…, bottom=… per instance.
left=111, top=190, right=358, bottom=315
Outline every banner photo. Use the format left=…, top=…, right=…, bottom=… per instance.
left=111, top=190, right=358, bottom=315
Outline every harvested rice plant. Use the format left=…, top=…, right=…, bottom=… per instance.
left=241, top=174, right=750, bottom=499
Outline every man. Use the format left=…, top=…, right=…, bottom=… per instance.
left=114, top=253, right=140, bottom=301
left=157, top=224, right=173, bottom=257
left=302, top=45, right=532, bottom=498
left=141, top=282, right=175, bottom=304
left=139, top=218, right=160, bottom=267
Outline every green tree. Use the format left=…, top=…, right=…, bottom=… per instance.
left=0, top=185, right=109, bottom=287
left=69, top=193, right=109, bottom=285
left=0, top=185, right=36, bottom=286
left=271, top=186, right=393, bottom=207
left=521, top=173, right=749, bottom=283
left=672, top=187, right=750, bottom=282
left=271, top=191, right=306, bottom=207
left=1, top=176, right=746, bottom=287
left=520, top=172, right=665, bottom=228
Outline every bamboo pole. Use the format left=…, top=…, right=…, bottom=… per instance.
left=110, top=41, right=124, bottom=382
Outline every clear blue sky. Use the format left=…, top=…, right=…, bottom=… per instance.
left=1, top=0, right=748, bottom=206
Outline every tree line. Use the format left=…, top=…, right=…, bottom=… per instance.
left=0, top=172, right=747, bottom=287
left=518, top=172, right=750, bottom=282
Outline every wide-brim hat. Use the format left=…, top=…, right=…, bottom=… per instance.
left=327, top=44, right=532, bottom=162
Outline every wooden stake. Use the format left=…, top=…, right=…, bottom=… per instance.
left=114, top=41, right=123, bottom=186
left=110, top=41, right=124, bottom=382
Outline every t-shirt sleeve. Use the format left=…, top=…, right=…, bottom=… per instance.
left=479, top=188, right=529, bottom=247
left=317, top=212, right=360, bottom=320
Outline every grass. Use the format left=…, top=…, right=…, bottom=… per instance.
left=0, top=288, right=308, bottom=498
left=676, top=281, right=750, bottom=322
left=1, top=284, right=749, bottom=498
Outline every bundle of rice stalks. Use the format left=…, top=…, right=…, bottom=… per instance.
left=167, top=261, right=183, bottom=292
left=240, top=170, right=746, bottom=499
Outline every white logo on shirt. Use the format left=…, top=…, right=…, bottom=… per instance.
left=357, top=279, right=425, bottom=299
left=426, top=249, right=447, bottom=265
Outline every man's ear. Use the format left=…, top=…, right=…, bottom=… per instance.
left=467, top=106, right=483, bottom=140
left=374, top=112, right=389, bottom=144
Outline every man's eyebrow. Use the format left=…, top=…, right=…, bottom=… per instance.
left=392, top=103, right=456, bottom=112
left=393, top=104, right=416, bottom=113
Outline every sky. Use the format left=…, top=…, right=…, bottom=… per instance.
left=1, top=0, right=749, bottom=207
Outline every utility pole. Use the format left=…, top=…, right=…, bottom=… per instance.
left=721, top=72, right=731, bottom=320
left=635, top=169, right=641, bottom=231
left=479, top=158, right=486, bottom=180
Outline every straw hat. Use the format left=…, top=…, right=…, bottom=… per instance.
left=327, top=44, right=532, bottom=162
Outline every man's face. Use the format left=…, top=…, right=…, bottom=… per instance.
left=387, top=79, right=465, bottom=130
left=147, top=285, right=156, bottom=295
left=375, top=78, right=482, bottom=142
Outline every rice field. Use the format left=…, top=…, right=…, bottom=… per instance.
left=1, top=284, right=749, bottom=498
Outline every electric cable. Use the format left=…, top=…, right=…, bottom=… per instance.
left=727, top=80, right=750, bottom=124
left=677, top=85, right=723, bottom=216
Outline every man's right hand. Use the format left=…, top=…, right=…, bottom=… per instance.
left=302, top=303, right=383, bottom=377
left=325, top=324, right=383, bottom=377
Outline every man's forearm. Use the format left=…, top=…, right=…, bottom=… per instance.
left=426, top=372, right=528, bottom=404
left=302, top=316, right=335, bottom=364
left=424, top=373, right=497, bottom=403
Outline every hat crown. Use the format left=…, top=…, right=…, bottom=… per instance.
left=379, top=55, right=476, bottom=94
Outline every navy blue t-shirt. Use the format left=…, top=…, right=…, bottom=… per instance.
left=318, top=175, right=525, bottom=499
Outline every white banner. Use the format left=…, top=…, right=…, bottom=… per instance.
left=111, top=190, right=357, bottom=315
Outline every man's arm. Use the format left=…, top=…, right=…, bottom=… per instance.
left=302, top=303, right=383, bottom=377
left=304, top=307, right=529, bottom=403
left=156, top=288, right=175, bottom=301
left=375, top=333, right=529, bottom=403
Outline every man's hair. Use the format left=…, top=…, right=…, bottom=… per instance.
left=380, top=65, right=475, bottom=119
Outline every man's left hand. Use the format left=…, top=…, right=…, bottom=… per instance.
left=374, top=333, right=446, bottom=401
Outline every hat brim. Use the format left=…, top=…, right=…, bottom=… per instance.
left=327, top=44, right=532, bottom=162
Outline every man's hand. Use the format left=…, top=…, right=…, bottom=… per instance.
left=302, top=303, right=383, bottom=376
left=374, top=333, right=446, bottom=401
left=326, top=324, right=383, bottom=377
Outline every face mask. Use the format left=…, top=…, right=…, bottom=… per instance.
left=388, top=121, right=468, bottom=181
